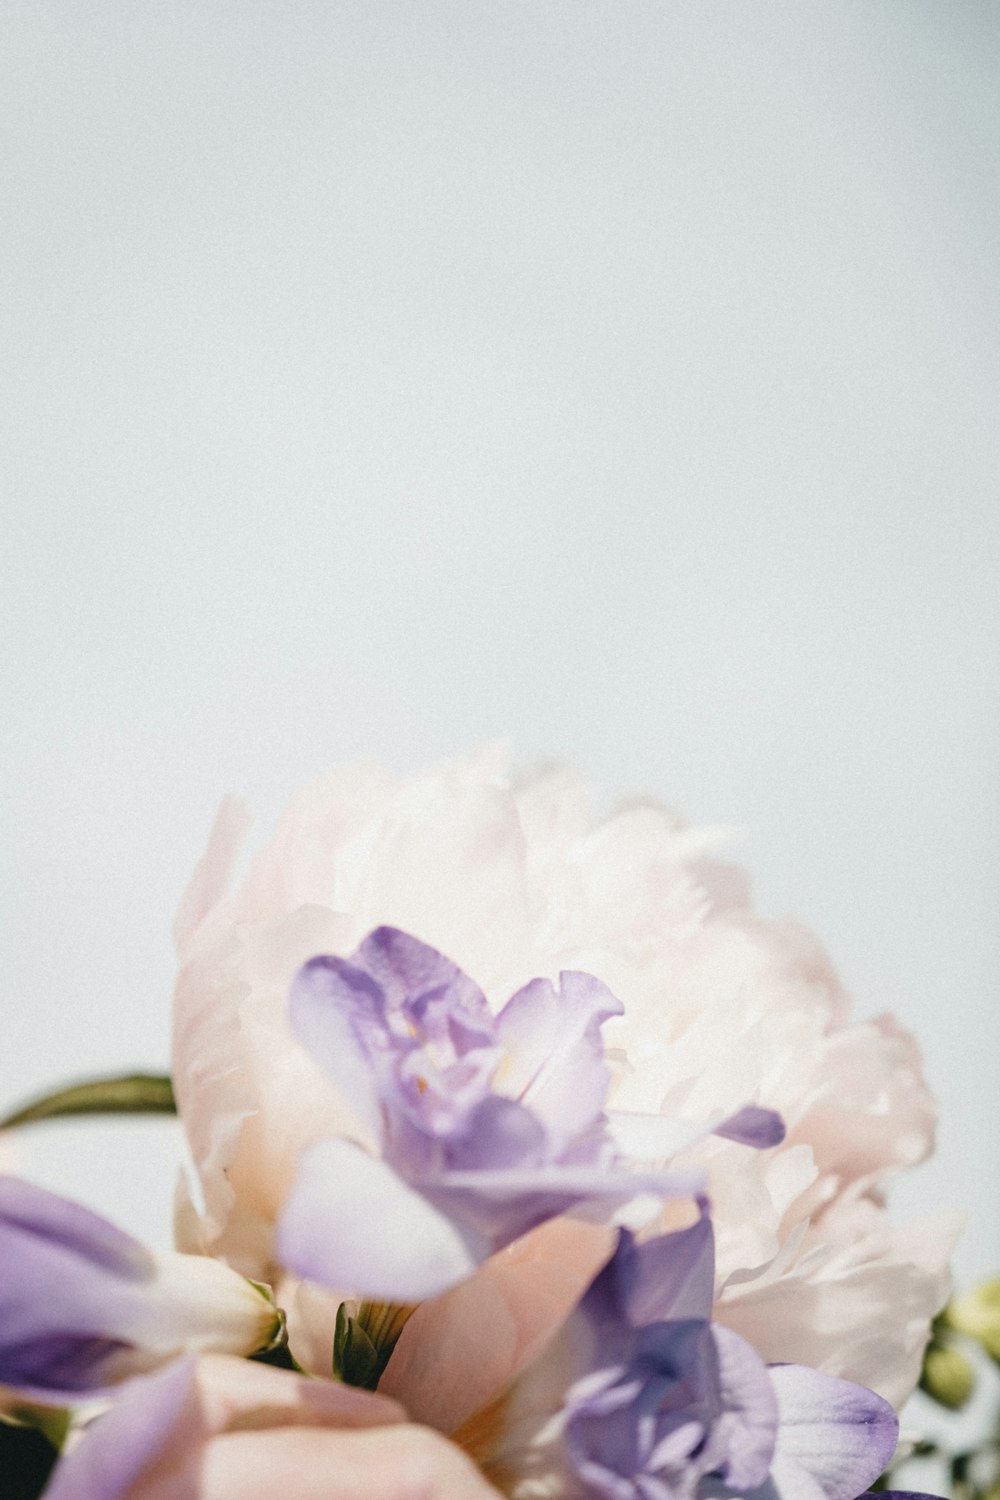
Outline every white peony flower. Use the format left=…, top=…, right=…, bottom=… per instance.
left=171, top=745, right=954, bottom=1415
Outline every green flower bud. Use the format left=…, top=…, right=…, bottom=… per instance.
left=945, top=1279, right=1000, bottom=1361
left=920, top=1340, right=975, bottom=1409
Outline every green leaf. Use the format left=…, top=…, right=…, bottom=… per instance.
left=333, top=1302, right=382, bottom=1390
left=250, top=1342, right=303, bottom=1373
left=0, top=1074, right=176, bottom=1129
left=2, top=1404, right=70, bottom=1453
left=0, top=1418, right=62, bottom=1500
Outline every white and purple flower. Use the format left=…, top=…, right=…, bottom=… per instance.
left=0, top=1176, right=280, bottom=1404
left=275, top=927, right=783, bottom=1302
left=458, top=1209, right=902, bottom=1500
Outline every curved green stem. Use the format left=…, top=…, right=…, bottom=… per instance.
left=0, top=1073, right=176, bottom=1129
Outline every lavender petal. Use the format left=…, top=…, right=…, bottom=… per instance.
left=441, top=1094, right=549, bottom=1171
left=713, top=1105, right=786, bottom=1149
left=0, top=1177, right=152, bottom=1400
left=495, top=970, right=624, bottom=1152
left=44, top=1357, right=195, bottom=1500
left=276, top=1137, right=488, bottom=1301
left=289, top=956, right=388, bottom=1143
left=766, top=1363, right=899, bottom=1500
left=708, top=1325, right=780, bottom=1491
left=355, top=926, right=492, bottom=1025
left=423, top=1161, right=705, bottom=1249
left=0, top=1175, right=151, bottom=1279
left=610, top=1211, right=716, bottom=1326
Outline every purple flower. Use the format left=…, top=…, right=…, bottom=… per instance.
left=276, top=927, right=784, bottom=1301
left=0, top=1176, right=280, bottom=1403
left=460, top=1210, right=899, bottom=1500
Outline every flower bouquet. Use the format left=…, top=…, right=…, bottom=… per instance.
left=0, top=748, right=975, bottom=1499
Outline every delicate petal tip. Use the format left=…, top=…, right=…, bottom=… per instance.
left=714, top=1104, right=786, bottom=1149
left=769, top=1363, right=899, bottom=1500
left=556, top=969, right=625, bottom=1023
left=356, top=926, right=492, bottom=1022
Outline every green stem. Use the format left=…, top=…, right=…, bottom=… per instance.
left=0, top=1074, right=176, bottom=1129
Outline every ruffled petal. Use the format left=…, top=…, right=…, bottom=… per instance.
left=494, top=971, right=623, bottom=1152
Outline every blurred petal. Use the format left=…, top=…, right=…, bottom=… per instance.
left=45, top=1357, right=196, bottom=1500
left=0, top=1178, right=278, bottom=1402
left=45, top=1355, right=407, bottom=1500
left=172, top=797, right=249, bottom=954
left=183, top=1427, right=505, bottom=1500
left=381, top=1217, right=616, bottom=1434
left=276, top=1139, right=487, bottom=1301
left=0, top=1174, right=149, bottom=1278
left=607, top=1103, right=784, bottom=1162
left=611, top=1213, right=715, bottom=1325
left=709, top=1326, right=780, bottom=1490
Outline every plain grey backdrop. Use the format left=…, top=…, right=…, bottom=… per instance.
left=2, top=2, right=998, bottom=1282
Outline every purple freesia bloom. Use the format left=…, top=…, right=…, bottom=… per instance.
left=0, top=1176, right=279, bottom=1403
left=276, top=927, right=784, bottom=1301
left=471, top=1211, right=900, bottom=1500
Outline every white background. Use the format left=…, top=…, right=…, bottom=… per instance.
left=2, top=2, right=998, bottom=1282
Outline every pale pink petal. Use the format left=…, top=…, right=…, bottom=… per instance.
left=236, top=761, right=396, bottom=924
left=787, top=1016, right=937, bottom=1186
left=716, top=1208, right=960, bottom=1408
left=381, top=1217, right=615, bottom=1433
left=172, top=798, right=249, bottom=955
left=146, top=1425, right=505, bottom=1500
left=46, top=1355, right=406, bottom=1500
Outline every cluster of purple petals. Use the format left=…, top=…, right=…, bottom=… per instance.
left=0, top=1176, right=155, bottom=1402
left=276, top=928, right=784, bottom=1299
left=556, top=1215, right=900, bottom=1500
left=288, top=926, right=619, bottom=1174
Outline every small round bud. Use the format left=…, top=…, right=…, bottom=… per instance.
left=946, top=1280, right=1000, bottom=1361
left=920, top=1341, right=974, bottom=1409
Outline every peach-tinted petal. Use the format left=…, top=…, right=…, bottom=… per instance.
left=47, top=1355, right=408, bottom=1500
left=143, top=1425, right=504, bottom=1500
left=381, top=1217, right=614, bottom=1433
